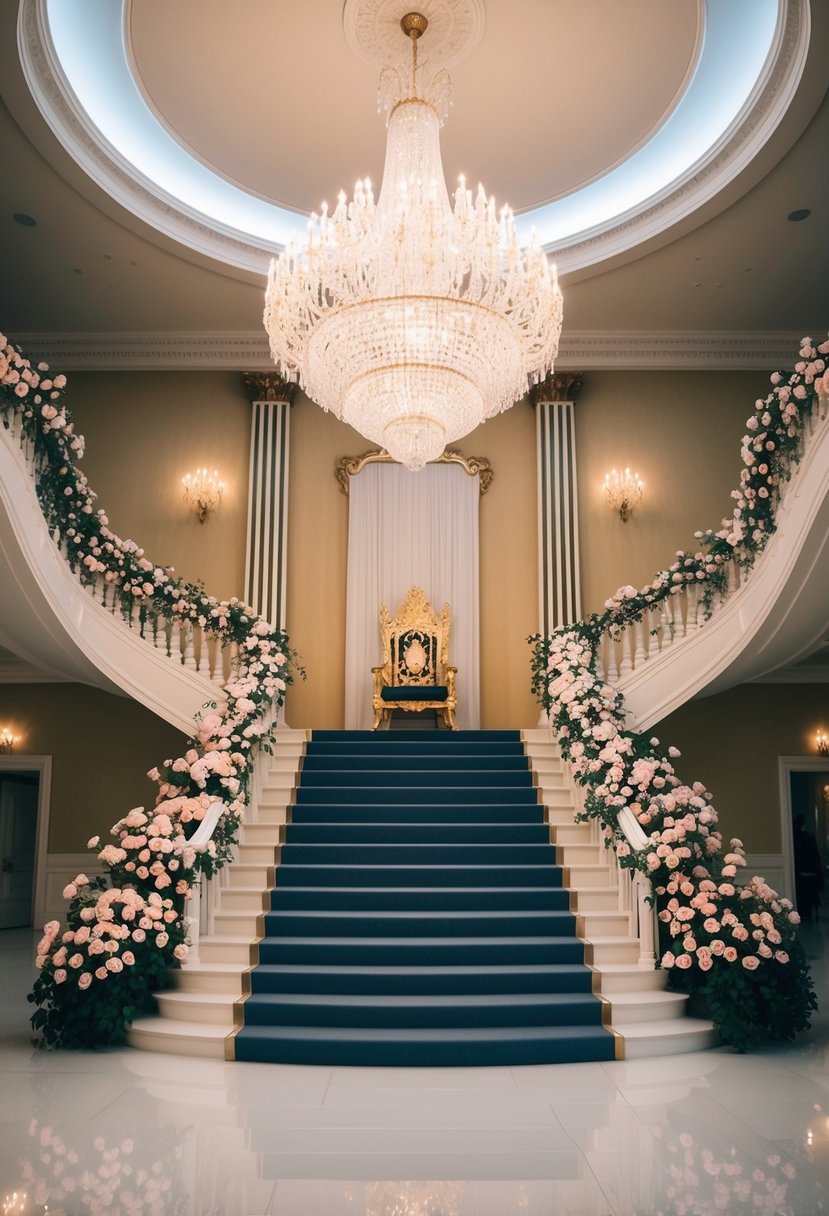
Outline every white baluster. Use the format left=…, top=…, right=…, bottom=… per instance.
left=673, top=588, right=687, bottom=640
left=605, top=634, right=619, bottom=683
left=727, top=559, right=741, bottom=594
left=686, top=582, right=700, bottom=629
left=230, top=641, right=241, bottom=677
left=648, top=606, right=662, bottom=654
left=632, top=618, right=646, bottom=670
left=634, top=873, right=657, bottom=968
left=618, top=627, right=632, bottom=677
left=182, top=623, right=198, bottom=672
left=170, top=620, right=182, bottom=662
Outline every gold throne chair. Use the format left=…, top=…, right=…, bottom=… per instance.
left=371, top=586, right=458, bottom=730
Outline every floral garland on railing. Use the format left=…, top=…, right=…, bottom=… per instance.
left=0, top=333, right=301, bottom=1047
left=530, top=337, right=828, bottom=1050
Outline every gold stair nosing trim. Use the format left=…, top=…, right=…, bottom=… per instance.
left=224, top=1025, right=240, bottom=1060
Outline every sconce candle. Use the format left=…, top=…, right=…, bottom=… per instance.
left=0, top=729, right=16, bottom=754
left=182, top=468, right=225, bottom=524
left=817, top=729, right=829, bottom=757
left=604, top=466, right=644, bottom=522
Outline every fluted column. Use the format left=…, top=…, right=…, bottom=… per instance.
left=531, top=372, right=583, bottom=635
left=242, top=373, right=296, bottom=630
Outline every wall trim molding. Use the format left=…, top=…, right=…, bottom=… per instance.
left=11, top=331, right=809, bottom=373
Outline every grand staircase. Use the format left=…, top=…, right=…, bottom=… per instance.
left=129, top=728, right=714, bottom=1062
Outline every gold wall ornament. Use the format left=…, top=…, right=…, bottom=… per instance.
left=529, top=371, right=583, bottom=406
left=336, top=446, right=493, bottom=495
left=242, top=372, right=297, bottom=405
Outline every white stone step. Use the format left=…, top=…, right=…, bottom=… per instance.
left=236, top=842, right=281, bottom=866
left=522, top=730, right=559, bottom=748
left=551, top=823, right=592, bottom=845
left=567, top=864, right=614, bottom=888
left=259, top=773, right=297, bottom=791
left=556, top=842, right=603, bottom=865
left=255, top=804, right=290, bottom=825
left=608, top=989, right=688, bottom=1025
left=156, top=989, right=239, bottom=1025
left=587, top=935, right=641, bottom=965
left=172, top=961, right=247, bottom=995
left=580, top=910, right=631, bottom=937
left=238, top=822, right=283, bottom=848
left=227, top=863, right=272, bottom=889
left=127, top=1016, right=232, bottom=1059
left=269, top=754, right=304, bottom=772
left=219, top=888, right=267, bottom=914
left=540, top=788, right=575, bottom=808
left=572, top=886, right=621, bottom=912
left=199, top=935, right=255, bottom=965
left=593, top=964, right=668, bottom=995
left=213, top=910, right=261, bottom=937
left=532, top=767, right=566, bottom=784
left=620, top=1017, right=717, bottom=1058
left=546, top=805, right=579, bottom=826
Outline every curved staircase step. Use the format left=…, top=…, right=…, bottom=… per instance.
left=232, top=1023, right=617, bottom=1068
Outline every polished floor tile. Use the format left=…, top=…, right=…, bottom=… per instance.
left=2, top=921, right=829, bottom=1215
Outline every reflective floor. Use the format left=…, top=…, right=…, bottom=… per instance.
left=2, top=924, right=829, bottom=1215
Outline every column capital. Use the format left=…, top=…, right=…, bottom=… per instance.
left=243, top=371, right=298, bottom=405
left=529, top=371, right=583, bottom=407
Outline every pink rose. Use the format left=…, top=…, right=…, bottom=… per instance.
left=741, top=955, right=760, bottom=970
left=675, top=953, right=693, bottom=970
left=53, top=969, right=67, bottom=984
left=77, top=972, right=92, bottom=990
left=723, top=946, right=738, bottom=962
left=774, top=950, right=789, bottom=964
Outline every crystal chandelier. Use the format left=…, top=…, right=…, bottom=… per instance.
left=263, top=11, right=563, bottom=471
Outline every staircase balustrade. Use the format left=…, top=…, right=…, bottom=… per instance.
left=596, top=393, right=825, bottom=696
left=2, top=408, right=233, bottom=693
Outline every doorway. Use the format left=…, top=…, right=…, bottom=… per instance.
left=790, top=767, right=829, bottom=921
left=779, top=757, right=829, bottom=918
left=0, top=771, right=39, bottom=928
left=0, top=756, right=52, bottom=930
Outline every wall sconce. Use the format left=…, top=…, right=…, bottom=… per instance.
left=182, top=468, right=225, bottom=524
left=817, top=729, right=829, bottom=757
left=0, top=729, right=16, bottom=754
left=603, top=466, right=644, bottom=522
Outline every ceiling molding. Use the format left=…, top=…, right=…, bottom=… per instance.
left=12, top=331, right=810, bottom=372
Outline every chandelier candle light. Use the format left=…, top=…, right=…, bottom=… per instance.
left=182, top=468, right=225, bottom=523
left=263, top=12, right=563, bottom=471
left=604, top=466, right=645, bottom=522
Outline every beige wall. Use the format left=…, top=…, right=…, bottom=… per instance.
left=656, top=684, right=829, bottom=854
left=67, top=371, right=251, bottom=603
left=574, top=370, right=770, bottom=616
left=0, top=684, right=186, bottom=851
left=56, top=366, right=776, bottom=726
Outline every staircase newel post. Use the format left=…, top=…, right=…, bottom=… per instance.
left=635, top=872, right=657, bottom=968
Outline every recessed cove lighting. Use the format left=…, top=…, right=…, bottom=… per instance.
left=787, top=208, right=811, bottom=222
left=13, top=212, right=37, bottom=227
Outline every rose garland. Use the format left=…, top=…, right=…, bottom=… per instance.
left=529, top=337, right=827, bottom=1049
left=0, top=333, right=301, bottom=1046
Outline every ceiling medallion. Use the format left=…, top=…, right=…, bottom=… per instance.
left=263, top=10, right=562, bottom=471
left=343, top=0, right=484, bottom=69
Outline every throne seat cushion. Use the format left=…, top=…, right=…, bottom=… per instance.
left=380, top=685, right=448, bottom=703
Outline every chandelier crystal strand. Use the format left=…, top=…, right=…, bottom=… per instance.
left=263, top=13, right=563, bottom=471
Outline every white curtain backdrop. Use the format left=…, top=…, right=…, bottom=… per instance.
left=344, top=462, right=480, bottom=729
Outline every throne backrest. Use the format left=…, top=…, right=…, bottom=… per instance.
left=379, top=587, right=451, bottom=688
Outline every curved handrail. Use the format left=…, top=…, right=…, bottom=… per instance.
left=614, top=398, right=829, bottom=727
left=0, top=411, right=222, bottom=733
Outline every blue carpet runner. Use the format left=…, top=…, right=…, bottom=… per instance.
left=233, top=730, right=616, bottom=1066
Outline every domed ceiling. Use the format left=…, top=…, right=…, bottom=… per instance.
left=20, top=0, right=810, bottom=273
